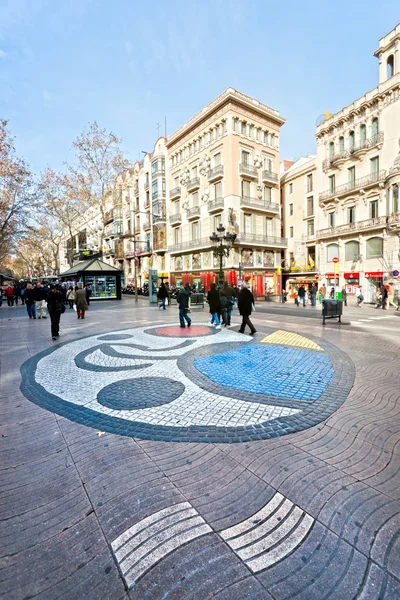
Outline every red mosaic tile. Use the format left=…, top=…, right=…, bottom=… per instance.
left=153, top=325, right=213, bottom=337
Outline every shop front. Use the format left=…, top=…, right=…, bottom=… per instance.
left=364, top=271, right=384, bottom=303
left=285, top=272, right=319, bottom=302
left=344, top=273, right=360, bottom=296
left=59, top=258, right=123, bottom=300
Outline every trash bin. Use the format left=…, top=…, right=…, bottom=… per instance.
left=336, top=292, right=342, bottom=300
left=322, top=299, right=343, bottom=324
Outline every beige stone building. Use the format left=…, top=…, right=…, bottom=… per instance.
left=166, top=87, right=286, bottom=294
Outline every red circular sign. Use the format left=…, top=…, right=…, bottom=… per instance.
left=332, top=257, right=339, bottom=263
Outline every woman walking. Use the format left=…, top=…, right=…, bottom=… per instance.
left=238, top=283, right=256, bottom=335
left=75, top=284, right=88, bottom=319
left=207, top=283, right=221, bottom=330
left=66, top=286, right=76, bottom=309
left=47, top=284, right=64, bottom=340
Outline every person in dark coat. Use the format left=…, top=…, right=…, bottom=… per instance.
left=85, top=284, right=92, bottom=306
left=382, top=286, right=388, bottom=310
left=297, top=285, right=306, bottom=307
left=237, top=283, right=256, bottom=335
left=223, top=281, right=235, bottom=325
left=341, top=286, right=347, bottom=307
left=207, top=283, right=221, bottom=329
left=75, top=284, right=88, bottom=319
left=157, top=283, right=168, bottom=310
left=310, top=284, right=317, bottom=307
left=24, top=283, right=36, bottom=318
left=219, top=291, right=228, bottom=326
left=176, top=285, right=191, bottom=328
left=47, top=284, right=64, bottom=340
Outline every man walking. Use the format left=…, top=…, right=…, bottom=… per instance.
left=341, top=286, right=347, bottom=307
left=207, top=283, right=221, bottom=330
left=297, top=284, right=306, bottom=307
left=223, top=281, right=235, bottom=325
left=310, top=283, right=317, bottom=307
left=177, top=285, right=191, bottom=328
left=24, top=283, right=36, bottom=319
left=319, top=284, right=327, bottom=305
left=34, top=282, right=48, bottom=319
left=157, top=282, right=168, bottom=310
left=47, top=284, right=64, bottom=340
left=238, top=283, right=256, bottom=335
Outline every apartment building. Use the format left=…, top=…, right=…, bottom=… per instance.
left=313, top=24, right=400, bottom=302
left=166, top=87, right=286, bottom=294
left=280, top=156, right=318, bottom=290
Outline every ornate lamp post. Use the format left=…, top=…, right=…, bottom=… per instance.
left=210, top=223, right=236, bottom=285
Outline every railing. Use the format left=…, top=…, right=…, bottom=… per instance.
left=208, top=165, right=224, bottom=180
left=240, top=196, right=280, bottom=213
left=239, top=163, right=258, bottom=178
left=207, top=197, right=224, bottom=212
left=323, top=132, right=384, bottom=170
left=319, top=170, right=386, bottom=201
left=153, top=212, right=167, bottom=224
left=262, top=169, right=278, bottom=182
left=387, top=212, right=400, bottom=229
left=169, top=213, right=182, bottom=225
left=316, top=215, right=387, bottom=239
left=186, top=206, right=201, bottom=219
left=236, top=233, right=288, bottom=247
left=169, top=237, right=211, bottom=253
left=170, top=186, right=181, bottom=199
left=187, top=177, right=200, bottom=191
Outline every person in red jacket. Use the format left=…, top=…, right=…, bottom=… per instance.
left=5, top=285, right=15, bottom=307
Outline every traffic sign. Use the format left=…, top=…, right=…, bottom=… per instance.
left=393, top=270, right=399, bottom=277
left=332, top=257, right=339, bottom=263
left=334, top=263, right=340, bottom=274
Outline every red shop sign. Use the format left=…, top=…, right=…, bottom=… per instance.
left=325, top=273, right=335, bottom=277
left=365, top=272, right=383, bottom=278
left=344, top=273, right=359, bottom=279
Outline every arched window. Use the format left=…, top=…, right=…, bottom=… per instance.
left=366, top=237, right=383, bottom=258
left=387, top=55, right=394, bottom=79
left=371, top=117, right=379, bottom=138
left=329, top=141, right=335, bottom=159
left=360, top=124, right=366, bottom=146
left=345, top=241, right=360, bottom=261
left=339, top=136, right=345, bottom=152
left=349, top=131, right=355, bottom=151
left=327, top=243, right=339, bottom=262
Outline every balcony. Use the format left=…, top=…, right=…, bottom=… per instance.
left=186, top=206, right=201, bottom=220
left=208, top=197, right=224, bottom=213
left=237, top=233, right=287, bottom=248
left=262, top=170, right=279, bottom=184
left=144, top=179, right=150, bottom=190
left=133, top=184, right=139, bottom=195
left=104, top=210, right=113, bottom=224
left=169, top=237, right=212, bottom=254
left=315, top=215, right=388, bottom=239
left=151, top=167, right=165, bottom=178
left=239, top=163, right=258, bottom=179
left=208, top=165, right=224, bottom=182
left=134, top=226, right=141, bottom=236
left=104, top=223, right=115, bottom=238
left=240, top=196, right=280, bottom=215
left=143, top=219, right=151, bottom=231
left=387, top=212, right=400, bottom=231
left=319, top=170, right=387, bottom=202
left=169, top=213, right=182, bottom=226
left=144, top=198, right=150, bottom=210
left=187, top=177, right=200, bottom=192
left=153, top=212, right=167, bottom=224
left=170, top=186, right=181, bottom=200
left=323, top=132, right=385, bottom=171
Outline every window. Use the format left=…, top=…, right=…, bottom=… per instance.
left=241, top=122, right=246, bottom=135
left=290, top=226, right=294, bottom=238
left=387, top=55, right=394, bottom=79
left=393, top=184, right=399, bottom=213
left=192, top=166, right=198, bottom=178
left=307, top=220, right=314, bottom=236
left=327, top=243, right=339, bottom=262
left=174, top=227, right=181, bottom=245
left=371, top=118, right=379, bottom=138
left=345, top=241, right=360, bottom=261
left=232, top=117, right=238, bottom=131
left=360, top=124, right=366, bottom=146
left=244, top=214, right=252, bottom=233
left=348, top=166, right=356, bottom=187
left=214, top=181, right=222, bottom=198
left=339, top=136, right=344, bottom=152
left=329, top=141, right=335, bottom=159
left=174, top=175, right=179, bottom=188
left=249, top=125, right=254, bottom=138
left=214, top=152, right=221, bottom=166
left=349, top=131, right=355, bottom=151
left=162, top=178, right=166, bottom=195
left=152, top=180, right=158, bottom=199
left=348, top=206, right=356, bottom=224
left=264, top=157, right=273, bottom=172
left=366, top=237, right=383, bottom=258
left=241, top=179, right=250, bottom=197
left=289, top=203, right=293, bottom=216
left=328, top=212, right=335, bottom=227
left=307, top=196, right=314, bottom=216
left=306, top=173, right=313, bottom=192
left=242, top=151, right=249, bottom=165
left=290, top=252, right=294, bottom=264
left=289, top=182, right=293, bottom=194
left=266, top=217, right=273, bottom=236
left=329, top=174, right=335, bottom=192
left=192, top=192, right=199, bottom=206
left=264, top=131, right=268, bottom=144
left=192, top=221, right=200, bottom=240
left=370, top=156, right=379, bottom=174
left=370, top=200, right=378, bottom=219
left=264, top=186, right=272, bottom=202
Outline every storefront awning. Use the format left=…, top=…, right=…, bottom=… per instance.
left=59, top=258, right=123, bottom=278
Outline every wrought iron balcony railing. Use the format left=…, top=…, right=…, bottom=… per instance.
left=319, top=170, right=387, bottom=202
left=208, top=165, right=224, bottom=181
left=323, top=132, right=384, bottom=170
left=169, top=213, right=182, bottom=225
left=315, top=215, right=387, bottom=239
left=169, top=186, right=181, bottom=200
left=239, top=163, right=258, bottom=178
left=240, top=196, right=280, bottom=213
left=186, top=206, right=201, bottom=220
left=262, top=169, right=278, bottom=183
left=187, top=177, right=200, bottom=191
left=236, top=233, right=288, bottom=247
left=207, top=197, right=224, bottom=212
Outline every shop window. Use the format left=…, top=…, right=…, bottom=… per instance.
left=345, top=241, right=360, bottom=261
left=327, top=243, right=339, bottom=262
left=366, top=237, right=383, bottom=258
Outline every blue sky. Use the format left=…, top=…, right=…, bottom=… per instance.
left=0, top=0, right=398, bottom=174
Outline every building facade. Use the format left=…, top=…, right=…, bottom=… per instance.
left=312, top=24, right=400, bottom=302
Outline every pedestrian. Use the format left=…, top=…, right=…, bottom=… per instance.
left=310, top=283, right=317, bottom=307
left=5, top=284, right=14, bottom=307
left=47, top=284, right=64, bottom=340
left=237, top=283, right=256, bottom=335
left=34, top=282, right=48, bottom=319
left=375, top=288, right=383, bottom=308
left=223, top=281, right=235, bottom=325
left=382, top=286, right=388, bottom=310
left=207, top=283, right=221, bottom=329
left=387, top=284, right=396, bottom=309
left=318, top=284, right=327, bottom=304
left=24, top=283, right=36, bottom=319
left=14, top=284, right=20, bottom=305
left=219, top=290, right=229, bottom=327
left=0, top=287, right=3, bottom=307
left=329, top=287, right=335, bottom=299
left=75, top=284, right=88, bottom=319
left=341, top=286, right=347, bottom=307
left=66, top=285, right=76, bottom=309
left=20, top=285, right=25, bottom=305
left=297, top=284, right=306, bottom=307
left=85, top=284, right=92, bottom=307
left=356, top=287, right=364, bottom=307
left=157, top=282, right=168, bottom=310
left=176, top=284, right=191, bottom=328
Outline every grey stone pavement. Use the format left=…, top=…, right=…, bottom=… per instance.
left=1, top=297, right=400, bottom=599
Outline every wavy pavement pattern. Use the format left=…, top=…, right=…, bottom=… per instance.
left=111, top=502, right=212, bottom=589
left=220, top=491, right=314, bottom=573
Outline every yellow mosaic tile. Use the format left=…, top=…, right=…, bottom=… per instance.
left=260, top=330, right=323, bottom=351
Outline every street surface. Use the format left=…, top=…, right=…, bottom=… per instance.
left=1, top=298, right=400, bottom=599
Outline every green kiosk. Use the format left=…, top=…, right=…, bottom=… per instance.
left=59, top=258, right=123, bottom=300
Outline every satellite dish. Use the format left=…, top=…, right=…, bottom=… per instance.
left=316, top=114, right=325, bottom=126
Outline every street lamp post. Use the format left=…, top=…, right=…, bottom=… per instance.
left=210, top=223, right=237, bottom=285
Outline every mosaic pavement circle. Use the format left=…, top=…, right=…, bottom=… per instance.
left=20, top=324, right=355, bottom=442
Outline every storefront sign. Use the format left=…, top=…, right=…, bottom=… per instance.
left=344, top=273, right=359, bottom=279
left=333, top=263, right=340, bottom=274
left=325, top=273, right=334, bottom=278
left=365, top=272, right=383, bottom=278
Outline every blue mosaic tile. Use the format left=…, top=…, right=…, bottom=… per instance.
left=194, top=344, right=334, bottom=402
